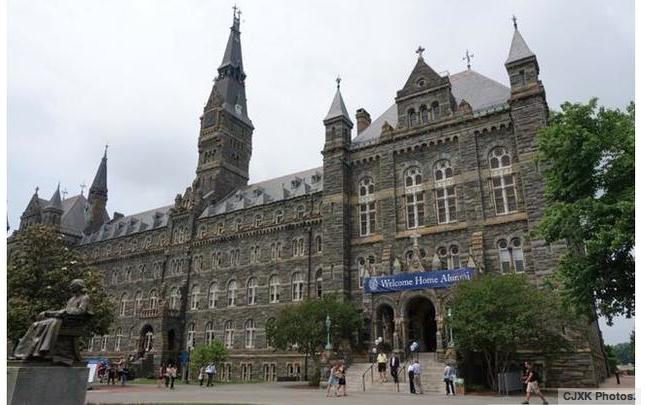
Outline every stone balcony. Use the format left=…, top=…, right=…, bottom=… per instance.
left=137, top=301, right=181, bottom=319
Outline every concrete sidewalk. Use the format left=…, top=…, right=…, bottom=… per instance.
left=85, top=382, right=538, bottom=405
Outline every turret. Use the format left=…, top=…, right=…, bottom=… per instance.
left=19, top=187, right=42, bottom=230
left=42, top=184, right=64, bottom=228
left=84, top=147, right=109, bottom=235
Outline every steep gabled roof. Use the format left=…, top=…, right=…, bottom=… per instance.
left=324, top=87, right=352, bottom=123
left=506, top=28, right=535, bottom=65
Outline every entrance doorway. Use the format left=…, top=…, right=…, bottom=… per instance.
left=406, top=297, right=437, bottom=352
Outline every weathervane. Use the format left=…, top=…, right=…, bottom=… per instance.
left=233, top=5, right=241, bottom=20
left=80, top=182, right=87, bottom=196
left=512, top=15, right=518, bottom=30
left=336, top=75, right=341, bottom=89
left=463, top=49, right=474, bottom=70
left=62, top=187, right=68, bottom=200
left=415, top=46, right=426, bottom=59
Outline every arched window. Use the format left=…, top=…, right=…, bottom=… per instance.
left=224, top=320, right=234, bottom=348
left=149, top=289, right=158, bottom=310
left=114, top=328, right=123, bottom=352
left=292, top=273, right=304, bottom=301
left=169, top=287, right=180, bottom=310
left=298, top=238, right=305, bottom=256
left=434, top=160, right=457, bottom=224
left=190, top=285, right=200, bottom=310
left=449, top=245, right=460, bottom=269
left=119, top=293, right=128, bottom=316
left=101, top=335, right=108, bottom=351
left=431, top=101, right=440, bottom=120
left=498, top=239, right=512, bottom=273
left=408, top=109, right=417, bottom=126
left=193, top=255, right=203, bottom=273
left=274, top=210, right=284, bottom=224
left=489, top=147, right=517, bottom=215
left=265, top=318, right=276, bottom=348
left=404, top=167, right=425, bottom=229
left=315, top=235, right=322, bottom=253
left=134, top=291, right=143, bottom=314
left=315, top=269, right=323, bottom=298
left=358, top=177, right=376, bottom=236
left=420, top=105, right=429, bottom=123
left=245, top=319, right=256, bottom=349
left=208, top=282, right=218, bottom=309
left=296, top=205, right=306, bottom=220
left=510, top=237, right=525, bottom=272
left=205, top=322, right=215, bottom=345
left=247, top=277, right=257, bottom=305
left=291, top=239, right=298, bottom=256
left=227, top=280, right=237, bottom=307
left=187, top=323, right=195, bottom=349
left=269, top=275, right=280, bottom=303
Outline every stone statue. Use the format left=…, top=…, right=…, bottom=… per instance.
left=13, top=279, right=93, bottom=365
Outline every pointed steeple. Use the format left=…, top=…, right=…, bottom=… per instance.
left=19, top=187, right=42, bottom=230
left=89, top=146, right=108, bottom=198
left=505, top=17, right=535, bottom=65
left=210, top=8, right=252, bottom=127
left=46, top=183, right=63, bottom=210
left=324, top=77, right=352, bottom=123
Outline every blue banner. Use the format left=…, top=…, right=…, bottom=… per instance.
left=364, top=268, right=474, bottom=294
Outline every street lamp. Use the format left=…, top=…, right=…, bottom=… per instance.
left=325, top=315, right=332, bottom=351
left=447, top=308, right=454, bottom=347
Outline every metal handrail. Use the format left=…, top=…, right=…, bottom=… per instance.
left=361, top=363, right=374, bottom=392
left=395, top=360, right=409, bottom=392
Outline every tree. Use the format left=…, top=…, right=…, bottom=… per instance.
left=612, top=339, right=635, bottom=365
left=605, top=345, right=618, bottom=373
left=189, top=340, right=229, bottom=376
left=266, top=294, right=362, bottom=385
left=536, top=99, right=634, bottom=322
left=7, top=225, right=114, bottom=348
left=447, top=274, right=571, bottom=390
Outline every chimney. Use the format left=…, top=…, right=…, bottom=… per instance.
left=355, top=108, right=371, bottom=134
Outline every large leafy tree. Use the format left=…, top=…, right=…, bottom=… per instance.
left=266, top=294, right=362, bottom=384
left=7, top=225, right=114, bottom=348
left=447, top=274, right=571, bottom=390
left=189, top=340, right=229, bottom=376
left=536, top=99, right=634, bottom=321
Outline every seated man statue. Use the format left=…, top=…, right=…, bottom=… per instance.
left=13, top=279, right=93, bottom=365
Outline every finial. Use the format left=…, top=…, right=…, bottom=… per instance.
left=80, top=182, right=87, bottom=196
left=415, top=46, right=425, bottom=59
left=104, top=144, right=108, bottom=158
left=512, top=15, right=518, bottom=30
left=336, top=76, right=341, bottom=89
left=233, top=5, right=241, bottom=20
left=35, top=186, right=39, bottom=195
left=463, top=49, right=474, bottom=70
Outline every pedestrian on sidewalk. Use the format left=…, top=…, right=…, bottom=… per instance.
left=326, top=363, right=339, bottom=397
left=206, top=362, right=216, bottom=387
left=120, top=360, right=129, bottom=386
left=198, top=365, right=205, bottom=387
left=522, top=362, right=548, bottom=404
left=337, top=361, right=347, bottom=397
left=390, top=353, right=400, bottom=384
left=168, top=364, right=177, bottom=389
left=158, top=363, right=166, bottom=388
left=412, top=359, right=423, bottom=394
left=377, top=350, right=387, bottom=382
left=443, top=363, right=456, bottom=395
left=107, top=363, right=117, bottom=385
left=407, top=363, right=416, bottom=394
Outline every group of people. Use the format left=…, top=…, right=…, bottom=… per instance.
left=157, top=363, right=178, bottom=389
left=197, top=363, right=218, bottom=387
left=96, top=358, right=129, bottom=386
left=325, top=360, right=347, bottom=397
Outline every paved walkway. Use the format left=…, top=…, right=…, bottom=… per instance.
left=85, top=382, right=537, bottom=405
left=599, top=375, right=635, bottom=388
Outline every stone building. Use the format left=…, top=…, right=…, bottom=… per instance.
left=12, top=11, right=607, bottom=387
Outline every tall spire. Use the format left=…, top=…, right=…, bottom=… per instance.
left=505, top=16, right=535, bottom=65
left=210, top=7, right=252, bottom=127
left=46, top=183, right=63, bottom=210
left=324, top=77, right=352, bottom=123
left=89, top=146, right=108, bottom=198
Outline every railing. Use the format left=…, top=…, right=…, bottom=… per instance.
left=396, top=360, right=409, bottom=392
left=361, top=363, right=374, bottom=392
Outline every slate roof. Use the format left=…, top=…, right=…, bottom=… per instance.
left=351, top=69, right=510, bottom=147
left=60, top=195, right=89, bottom=236
left=200, top=167, right=324, bottom=218
left=324, top=88, right=352, bottom=123
left=80, top=204, right=173, bottom=244
left=506, top=29, right=535, bottom=65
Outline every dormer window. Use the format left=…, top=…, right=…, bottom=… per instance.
left=311, top=173, right=321, bottom=183
left=291, top=178, right=302, bottom=189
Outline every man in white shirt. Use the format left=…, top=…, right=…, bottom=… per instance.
left=407, top=363, right=416, bottom=394
left=413, top=360, right=423, bottom=394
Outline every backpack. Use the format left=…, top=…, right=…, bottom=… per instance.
left=531, top=369, right=540, bottom=383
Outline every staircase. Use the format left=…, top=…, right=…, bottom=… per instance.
left=346, top=353, right=446, bottom=394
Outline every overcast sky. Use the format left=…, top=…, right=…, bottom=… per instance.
left=7, top=0, right=635, bottom=344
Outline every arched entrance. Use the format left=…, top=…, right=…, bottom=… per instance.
left=375, top=304, right=395, bottom=349
left=405, top=297, right=437, bottom=352
left=138, top=324, right=154, bottom=358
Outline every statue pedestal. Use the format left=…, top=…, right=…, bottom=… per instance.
left=7, top=360, right=89, bottom=405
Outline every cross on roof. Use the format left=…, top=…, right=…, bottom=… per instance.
left=415, top=46, right=425, bottom=59
left=336, top=75, right=341, bottom=89
left=35, top=186, right=39, bottom=194
left=233, top=5, right=241, bottom=19
left=80, top=182, right=87, bottom=196
left=463, top=49, right=474, bottom=70
left=62, top=188, right=68, bottom=200
left=512, top=15, right=518, bottom=30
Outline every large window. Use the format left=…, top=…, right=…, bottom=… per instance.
left=190, top=285, right=200, bottom=310
left=404, top=167, right=425, bottom=229
left=114, top=328, right=123, bottom=351
left=208, top=282, right=218, bottom=309
left=431, top=101, right=440, bottom=121
left=170, top=287, right=180, bottom=310
left=434, top=160, right=457, bottom=224
left=499, top=237, right=525, bottom=273
left=187, top=323, right=195, bottom=349
left=245, top=319, right=256, bottom=349
left=358, top=177, right=376, bottom=236
left=269, top=276, right=280, bottom=303
left=119, top=293, right=128, bottom=316
left=227, top=280, right=237, bottom=307
left=134, top=291, right=142, bottom=314
left=292, top=272, right=304, bottom=301
left=149, top=289, right=158, bottom=310
left=247, top=278, right=257, bottom=305
left=315, top=269, right=323, bottom=298
left=511, top=238, right=525, bottom=272
left=205, top=322, right=216, bottom=345
left=489, top=147, right=518, bottom=215
left=224, top=320, right=234, bottom=349
left=449, top=245, right=461, bottom=269
left=498, top=239, right=512, bottom=273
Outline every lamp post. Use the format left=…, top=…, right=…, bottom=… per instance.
left=447, top=308, right=454, bottom=347
left=325, top=315, right=332, bottom=351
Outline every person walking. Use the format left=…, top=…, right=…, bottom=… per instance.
left=165, top=364, right=172, bottom=388
left=107, top=363, right=116, bottom=385
left=412, top=359, right=423, bottom=394
left=158, top=363, right=166, bottom=388
left=326, top=363, right=339, bottom=397
left=168, top=364, right=177, bottom=390
left=522, top=362, right=548, bottom=404
left=336, top=361, right=347, bottom=397
left=198, top=365, right=205, bottom=387
left=390, top=353, right=400, bottom=384
left=407, top=362, right=416, bottom=394
left=443, top=363, right=456, bottom=395
left=376, top=350, right=388, bottom=382
left=120, top=360, right=129, bottom=386
left=206, top=362, right=216, bottom=387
